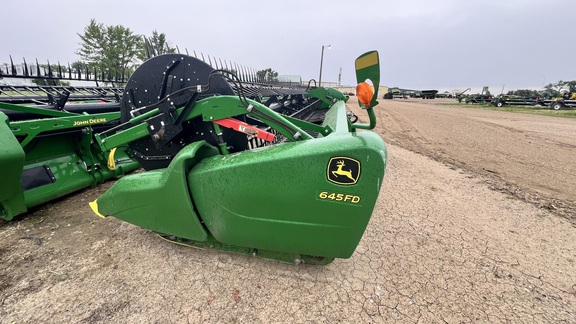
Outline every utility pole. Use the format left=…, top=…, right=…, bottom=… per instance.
left=318, top=44, right=331, bottom=87
left=338, top=67, right=342, bottom=86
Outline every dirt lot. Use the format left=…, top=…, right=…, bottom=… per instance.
left=371, top=99, right=576, bottom=222
left=1, top=99, right=575, bottom=323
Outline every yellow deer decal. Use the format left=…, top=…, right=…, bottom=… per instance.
left=332, top=160, right=356, bottom=183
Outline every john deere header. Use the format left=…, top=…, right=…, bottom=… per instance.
left=0, top=51, right=387, bottom=265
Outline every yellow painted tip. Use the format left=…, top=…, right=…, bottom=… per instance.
left=107, top=147, right=117, bottom=170
left=89, top=200, right=106, bottom=218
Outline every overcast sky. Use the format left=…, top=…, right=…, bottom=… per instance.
left=2, top=0, right=575, bottom=93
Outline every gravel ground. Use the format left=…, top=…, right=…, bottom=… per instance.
left=1, top=99, right=575, bottom=323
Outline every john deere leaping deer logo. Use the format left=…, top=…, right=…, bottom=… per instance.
left=327, top=157, right=361, bottom=185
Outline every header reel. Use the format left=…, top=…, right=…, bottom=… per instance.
left=119, top=54, right=247, bottom=170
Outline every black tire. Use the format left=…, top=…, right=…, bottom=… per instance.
left=496, top=101, right=504, bottom=107
left=551, top=102, right=563, bottom=110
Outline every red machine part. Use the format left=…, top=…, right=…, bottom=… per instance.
left=213, top=118, right=275, bottom=142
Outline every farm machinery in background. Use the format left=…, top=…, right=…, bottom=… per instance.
left=463, top=95, right=492, bottom=104
left=462, top=86, right=492, bottom=104
left=383, top=87, right=438, bottom=99
left=1, top=51, right=387, bottom=265
left=491, top=96, right=547, bottom=107
left=549, top=90, right=576, bottom=110
left=458, top=85, right=576, bottom=110
left=491, top=91, right=576, bottom=109
left=456, top=88, right=471, bottom=103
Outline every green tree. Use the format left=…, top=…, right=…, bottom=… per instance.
left=76, top=19, right=143, bottom=80
left=557, top=80, right=576, bottom=93
left=543, top=80, right=576, bottom=97
left=256, top=68, right=278, bottom=82
left=32, top=63, right=70, bottom=86
left=543, top=83, right=560, bottom=97
left=141, top=30, right=177, bottom=59
left=71, top=60, right=91, bottom=72
left=506, top=89, right=541, bottom=97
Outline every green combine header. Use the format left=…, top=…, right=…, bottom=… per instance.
left=1, top=51, right=387, bottom=264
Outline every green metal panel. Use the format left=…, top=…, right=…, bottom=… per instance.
left=326, top=88, right=348, bottom=102
left=21, top=136, right=138, bottom=210
left=10, top=111, right=120, bottom=147
left=0, top=102, right=76, bottom=118
left=353, top=51, right=381, bottom=130
left=321, top=101, right=352, bottom=134
left=308, top=87, right=347, bottom=108
left=355, top=50, right=381, bottom=108
left=188, top=131, right=386, bottom=259
left=93, top=141, right=220, bottom=241
left=0, top=104, right=140, bottom=220
left=23, top=153, right=94, bottom=209
left=0, top=112, right=26, bottom=219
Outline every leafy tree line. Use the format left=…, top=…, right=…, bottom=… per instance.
left=256, top=68, right=278, bottom=82
left=75, top=19, right=176, bottom=81
left=505, top=89, right=541, bottom=97
left=507, top=80, right=576, bottom=98
left=75, top=19, right=279, bottom=84
left=543, top=80, right=576, bottom=95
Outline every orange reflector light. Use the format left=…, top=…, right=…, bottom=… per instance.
left=356, top=82, right=373, bottom=107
